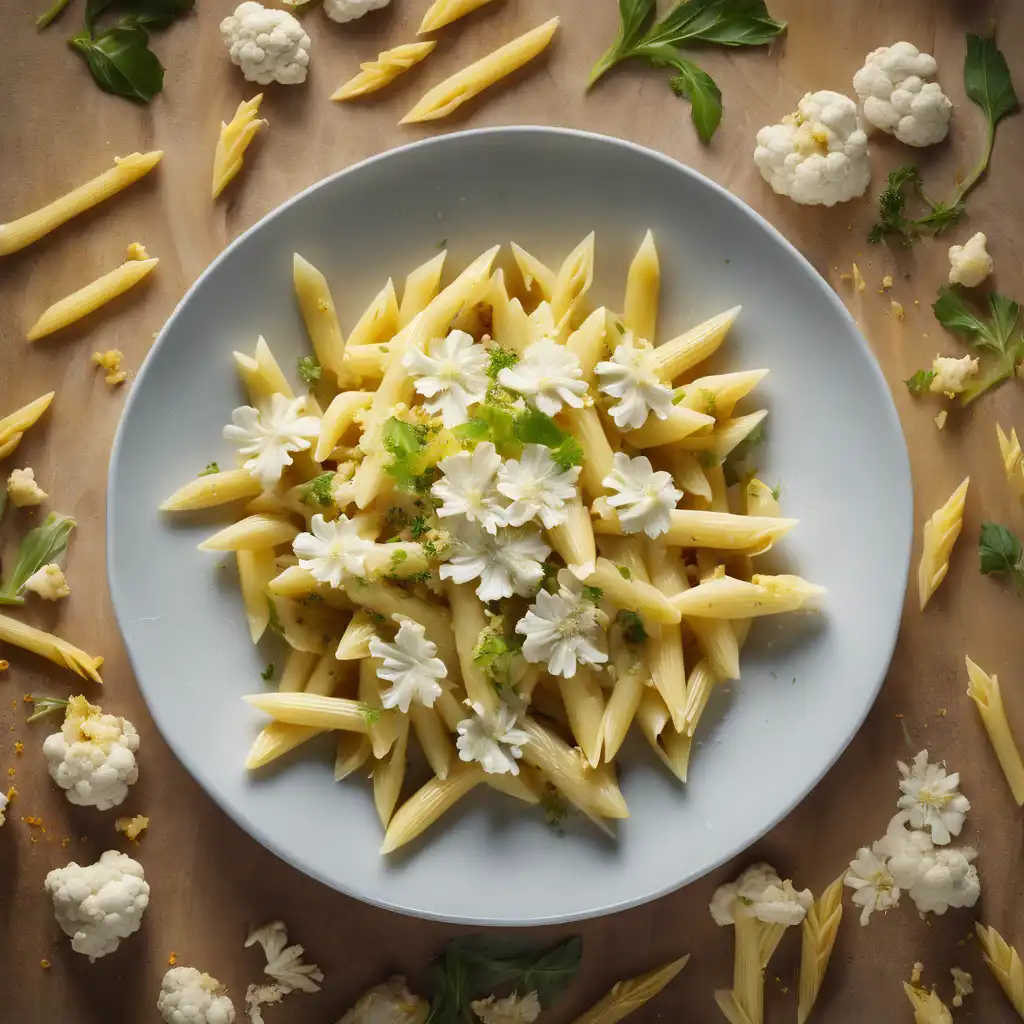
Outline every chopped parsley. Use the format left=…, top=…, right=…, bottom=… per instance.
left=486, top=345, right=519, bottom=380
left=386, top=506, right=409, bottom=530
left=616, top=609, right=648, bottom=645
left=297, top=355, right=322, bottom=387
left=260, top=662, right=275, bottom=681
left=582, top=585, right=603, bottom=604
left=616, top=564, right=632, bottom=581
left=410, top=514, right=429, bottom=539
left=362, top=707, right=381, bottom=726
left=301, top=471, right=336, bottom=507
left=904, top=369, right=936, bottom=397
left=266, top=598, right=285, bottom=637
left=198, top=461, right=220, bottom=476
left=390, top=549, right=408, bottom=565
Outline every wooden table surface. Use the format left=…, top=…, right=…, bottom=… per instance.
left=3, top=0, right=1024, bottom=1020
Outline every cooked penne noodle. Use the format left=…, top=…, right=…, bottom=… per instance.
left=293, top=253, right=347, bottom=380
left=278, top=649, right=321, bottom=693
left=584, top=557, right=681, bottom=624
left=160, top=469, right=263, bottom=511
left=594, top=506, right=797, bottom=553
left=564, top=405, right=617, bottom=500
left=634, top=688, right=690, bottom=782
left=745, top=478, right=782, bottom=518
left=272, top=596, right=345, bottom=654
left=237, top=548, right=277, bottom=643
left=418, top=0, right=497, bottom=32
left=623, top=230, right=660, bottom=342
left=558, top=666, right=606, bottom=768
left=675, top=369, right=769, bottom=420
left=0, top=392, right=54, bottom=457
left=797, top=876, right=844, bottom=1024
left=447, top=581, right=498, bottom=712
left=234, top=336, right=295, bottom=403
left=676, top=410, right=768, bottom=462
left=360, top=656, right=400, bottom=759
left=487, top=271, right=533, bottom=353
left=347, top=278, right=400, bottom=350
left=0, top=434, right=23, bottom=460
left=336, top=610, right=377, bottom=660
left=997, top=424, right=1024, bottom=503
left=335, top=733, right=372, bottom=781
left=966, top=656, right=1024, bottom=805
left=340, top=343, right=391, bottom=381
left=624, top=404, right=716, bottom=449
left=243, top=691, right=372, bottom=732
left=652, top=306, right=741, bottom=382
left=511, top=242, right=556, bottom=301
left=399, top=250, right=447, bottom=328
left=918, top=477, right=970, bottom=610
left=267, top=566, right=351, bottom=610
left=212, top=95, right=266, bottom=199
left=411, top=702, right=454, bottom=781
left=551, top=231, right=595, bottom=326
left=401, top=18, right=560, bottom=124
left=315, top=391, right=373, bottom=462
left=27, top=248, right=158, bottom=341
left=0, top=612, right=103, bottom=683
left=975, top=923, right=1024, bottom=1018
left=671, top=574, right=826, bottom=619
left=484, top=767, right=542, bottom=804
left=198, top=514, right=299, bottom=552
left=596, top=535, right=650, bottom=583
left=374, top=713, right=410, bottom=827
left=0, top=151, right=162, bottom=256
left=571, top=956, right=690, bottom=1024
left=548, top=496, right=598, bottom=578
left=381, top=762, right=483, bottom=853
left=681, top=658, right=718, bottom=738
left=602, top=627, right=648, bottom=761
left=331, top=41, right=437, bottom=101
left=660, top=448, right=712, bottom=501
left=566, top=307, right=610, bottom=382
left=435, top=686, right=468, bottom=733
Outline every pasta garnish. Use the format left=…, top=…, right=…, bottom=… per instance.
left=570, top=955, right=689, bottom=1024
left=965, top=655, right=1024, bottom=805
left=331, top=41, right=437, bottom=101
left=797, top=876, right=844, bottom=1024
left=212, top=95, right=267, bottom=199
left=918, top=477, right=970, bottom=610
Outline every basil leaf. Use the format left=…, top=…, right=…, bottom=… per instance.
left=0, top=513, right=76, bottom=605
left=978, top=522, right=1024, bottom=593
left=964, top=34, right=1019, bottom=129
left=668, top=57, right=724, bottom=141
left=588, top=0, right=657, bottom=85
left=514, top=408, right=564, bottom=448
left=128, top=0, right=194, bottom=29
left=71, top=22, right=165, bottom=102
left=904, top=369, right=936, bottom=397
left=516, top=935, right=583, bottom=1006
left=85, top=0, right=116, bottom=31
left=645, top=0, right=786, bottom=48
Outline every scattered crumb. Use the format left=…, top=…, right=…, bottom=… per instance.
left=5, top=786, right=15, bottom=804
left=168, top=951, right=178, bottom=966
left=781, top=986, right=789, bottom=995
left=7, top=767, right=14, bottom=777
left=60, top=837, right=70, bottom=849
left=126, top=242, right=149, bottom=261
left=935, top=411, right=948, bottom=431
left=92, top=350, right=127, bottom=386
left=23, top=694, right=33, bottom=703
left=895, top=713, right=905, bottom=719
left=911, top=962, right=924, bottom=985
left=914, top=299, right=921, bottom=308
left=852, top=263, right=866, bottom=293
left=951, top=967, right=973, bottom=1007
left=881, top=275, right=894, bottom=291
left=937, top=708, right=947, bottom=717
left=14, top=742, right=23, bottom=755
left=890, top=300, right=905, bottom=321
left=115, top=814, right=149, bottom=841
left=0, top=660, right=8, bottom=671
left=23, top=815, right=43, bottom=827
left=40, top=960, right=51, bottom=970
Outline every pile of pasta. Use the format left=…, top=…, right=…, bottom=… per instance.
left=162, top=233, right=824, bottom=855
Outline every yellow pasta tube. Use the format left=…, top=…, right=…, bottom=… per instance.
left=335, top=733, right=372, bottom=781
left=918, top=476, right=969, bottom=610
left=564, top=406, right=616, bottom=501
left=680, top=658, right=718, bottom=739
left=271, top=596, right=345, bottom=654
left=675, top=369, right=769, bottom=420
left=347, top=279, right=401, bottom=350
left=997, top=424, right=1024, bottom=504
left=484, top=768, right=542, bottom=804
left=336, top=610, right=377, bottom=660
left=584, top=557, right=680, bottom=624
left=293, top=253, right=347, bottom=380
left=401, top=18, right=560, bottom=123
left=558, top=666, right=606, bottom=768
left=160, top=469, right=262, bottom=511
left=236, top=548, right=277, bottom=643
left=594, top=506, right=797, bottom=553
left=571, top=955, right=689, bottom=1024
left=652, top=306, right=741, bottom=382
left=418, top=0, right=497, bottom=32
left=624, top=230, right=660, bottom=343
left=0, top=612, right=103, bottom=683
left=677, top=546, right=741, bottom=681
left=487, top=271, right=532, bottom=354
left=659, top=448, right=711, bottom=502
left=340, top=343, right=391, bottom=382
left=596, top=536, right=650, bottom=583
left=359, top=656, right=399, bottom=759
left=903, top=984, right=953, bottom=1024
left=410, top=702, right=454, bottom=781
left=212, top=96, right=266, bottom=200
left=267, top=566, right=350, bottom=610
left=548, top=496, right=598, bottom=578
left=797, top=876, right=844, bottom=1024
left=602, top=628, right=648, bottom=761
left=551, top=231, right=595, bottom=327
left=332, top=41, right=437, bottom=101
left=966, top=656, right=1024, bottom=806
left=198, top=514, right=299, bottom=552
left=744, top=478, right=782, bottom=518
left=624, top=405, right=716, bottom=449
left=0, top=392, right=54, bottom=456
left=380, top=762, right=483, bottom=853
left=677, top=411, right=767, bottom=463
left=399, top=250, right=447, bottom=328
left=374, top=713, right=410, bottom=827
left=234, top=336, right=295, bottom=403
left=447, top=581, right=498, bottom=712
left=510, top=242, right=556, bottom=300
left=279, top=649, right=321, bottom=693
left=0, top=151, right=162, bottom=257
left=672, top=574, right=825, bottom=619
left=243, top=691, right=372, bottom=732
left=314, top=391, right=373, bottom=461
left=27, top=250, right=158, bottom=341
left=976, top=923, right=1024, bottom=1019
left=566, top=307, right=610, bottom=382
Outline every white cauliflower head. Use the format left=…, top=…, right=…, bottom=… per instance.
left=471, top=991, right=541, bottom=1024
left=709, top=862, right=810, bottom=925
left=7, top=467, right=47, bottom=507
left=908, top=846, right=980, bottom=914
left=337, top=977, right=430, bottom=1023
left=323, top=0, right=391, bottom=23
left=43, top=695, right=140, bottom=810
left=853, top=42, right=952, bottom=147
left=159, top=967, right=236, bottom=1024
left=44, top=850, right=150, bottom=960
left=930, top=354, right=978, bottom=396
left=754, top=91, right=871, bottom=206
left=221, top=2, right=310, bottom=85
left=948, top=232, right=993, bottom=287
left=0, top=787, right=7, bottom=827
left=23, top=563, right=71, bottom=601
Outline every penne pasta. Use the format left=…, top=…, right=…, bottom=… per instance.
left=510, top=242, right=556, bottom=301
left=399, top=250, right=447, bottom=328
left=268, top=565, right=352, bottom=610
left=635, top=688, right=690, bottom=782
left=198, top=514, right=299, bottom=552
left=671, top=574, right=826, bottom=619
left=918, top=476, right=970, bottom=610
left=212, top=95, right=266, bottom=200
left=571, top=956, right=690, bottom=1024
left=997, top=424, right=1024, bottom=503
left=564, top=405, right=617, bottom=501
left=594, top=506, right=797, bottom=553
left=797, top=876, right=844, bottom=1024
left=966, top=656, right=1024, bottom=806
left=602, top=626, right=648, bottom=761
left=689, top=552, right=743, bottom=680
left=346, top=279, right=400, bottom=350
left=558, top=666, right=606, bottom=768
left=293, top=253, right=347, bottom=380
left=234, top=336, right=295, bottom=403
left=161, top=469, right=263, bottom=511
left=401, top=18, right=560, bottom=124
left=360, top=657, right=400, bottom=759
left=243, top=691, right=372, bottom=732
left=547, top=495, right=598, bottom=579
left=335, top=733, right=372, bottom=781
left=340, top=343, right=391, bottom=381
left=336, top=610, right=378, bottom=660
left=487, top=271, right=533, bottom=354
left=271, top=596, right=346, bottom=654
left=596, top=535, right=650, bottom=583
left=674, top=369, right=769, bottom=420
left=745, top=478, right=782, bottom=518
left=447, top=581, right=498, bottom=712
left=652, top=306, right=741, bottom=382
left=676, top=410, right=768, bottom=462
left=418, top=0, right=498, bottom=33
left=0, top=151, right=162, bottom=257
left=681, top=658, right=718, bottom=738
left=331, top=41, right=437, bottom=101
left=584, top=557, right=681, bottom=624
left=374, top=713, right=410, bottom=827
left=567, top=307, right=611, bottom=383
left=315, top=391, right=373, bottom=462
left=380, top=762, right=483, bottom=853
left=27, top=247, right=158, bottom=341
left=0, top=392, right=54, bottom=458
left=0, top=612, right=103, bottom=683
left=410, top=702, right=455, bottom=781
left=484, top=767, right=542, bottom=804
left=975, top=923, right=1024, bottom=1019
left=237, top=548, right=277, bottom=643
left=623, top=230, right=660, bottom=343
left=551, top=231, right=595, bottom=327
left=624, top=404, right=717, bottom=449
left=660, top=448, right=712, bottom=502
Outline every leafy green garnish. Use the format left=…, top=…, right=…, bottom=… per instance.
left=540, top=560, right=560, bottom=591
left=0, top=513, right=76, bottom=606
left=582, top=585, right=603, bottom=603
left=382, top=417, right=438, bottom=493
left=588, top=0, right=786, bottom=141
left=260, top=662, right=275, bottom=681
left=390, top=549, right=408, bottom=566
left=722, top=421, right=765, bottom=485
left=616, top=564, right=632, bottom=581
left=904, top=369, right=936, bottom=397
left=198, top=461, right=220, bottom=476
left=25, top=695, right=70, bottom=724
left=540, top=787, right=569, bottom=833
left=472, top=616, right=524, bottom=689
left=455, top=405, right=582, bottom=468
left=486, top=346, right=519, bottom=381
left=616, top=609, right=649, bottom=644
left=979, top=522, right=1024, bottom=594
left=301, top=471, right=336, bottom=507
left=869, top=34, right=1019, bottom=245
left=932, top=287, right=1024, bottom=404
left=297, top=355, right=322, bottom=388
left=362, top=707, right=381, bottom=726
left=266, top=597, right=285, bottom=637
left=409, top=514, right=429, bottom=540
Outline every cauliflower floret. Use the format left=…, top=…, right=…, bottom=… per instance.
left=7, top=467, right=47, bottom=507
left=908, top=846, right=980, bottom=914
left=323, top=0, right=390, bottom=23
left=929, top=354, right=978, bottom=396
left=853, top=42, right=952, bottom=146
left=23, top=563, right=71, bottom=601
left=158, top=966, right=236, bottom=1024
left=43, top=695, right=140, bottom=810
left=44, top=850, right=149, bottom=960
left=754, top=91, right=871, bottom=206
left=710, top=862, right=809, bottom=926
left=221, top=2, right=310, bottom=85
left=948, top=232, right=993, bottom=287
left=337, top=977, right=429, bottom=1024
left=0, top=787, right=7, bottom=827
left=470, top=991, right=541, bottom=1024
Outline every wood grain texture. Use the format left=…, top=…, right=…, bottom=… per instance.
left=2, top=0, right=1024, bottom=1020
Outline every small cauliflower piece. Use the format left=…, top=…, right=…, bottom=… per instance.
left=158, top=966, right=236, bottom=1024
left=0, top=787, right=7, bottom=827
left=948, top=233, right=993, bottom=288
left=929, top=354, right=978, bottom=396
left=116, top=814, right=150, bottom=840
left=221, top=2, right=310, bottom=85
left=853, top=41, right=952, bottom=147
left=337, top=977, right=429, bottom=1024
left=323, top=0, right=390, bottom=23
left=92, top=349, right=127, bottom=386
left=43, top=695, right=140, bottom=810
left=23, top=563, right=71, bottom=601
left=754, top=91, right=871, bottom=206
left=471, top=991, right=541, bottom=1024
left=44, top=849, right=150, bottom=960
left=7, top=467, right=47, bottom=507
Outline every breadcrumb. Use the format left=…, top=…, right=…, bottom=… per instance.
left=911, top=962, right=924, bottom=985
left=126, top=242, right=149, bottom=261
left=168, top=951, right=178, bottom=966
left=891, top=300, right=905, bottom=321
left=40, top=960, right=51, bottom=970
left=92, top=350, right=127, bottom=386
left=115, top=814, right=149, bottom=841
left=881, top=275, right=894, bottom=290
left=950, top=967, right=972, bottom=1007
left=0, top=660, right=9, bottom=671
left=14, top=742, right=23, bottom=755
left=935, top=411, right=948, bottom=431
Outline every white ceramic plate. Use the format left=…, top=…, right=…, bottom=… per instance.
left=108, top=128, right=912, bottom=925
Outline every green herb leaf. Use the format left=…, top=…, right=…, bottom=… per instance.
left=382, top=418, right=437, bottom=493
left=266, top=597, right=285, bottom=637
left=409, top=514, right=429, bottom=540
left=260, top=662, right=275, bottom=681
left=868, top=165, right=923, bottom=247
left=550, top=435, right=584, bottom=470
left=301, top=471, right=336, bottom=507
left=667, top=56, right=723, bottom=141
left=978, top=522, right=1024, bottom=593
left=486, top=346, right=519, bottom=381
left=297, top=355, right=322, bottom=387
left=514, top=408, right=565, bottom=448
left=70, top=21, right=165, bottom=102
left=0, top=513, right=76, bottom=606
left=25, top=695, right=70, bottom=724
left=904, top=369, right=936, bottom=397
left=362, top=706, right=381, bottom=726
left=37, top=0, right=75, bottom=29
left=198, top=461, right=220, bottom=476
left=582, top=585, right=603, bottom=603
left=964, top=33, right=1020, bottom=130
left=616, top=564, right=632, bottom=581
left=616, top=608, right=648, bottom=644
left=588, top=0, right=657, bottom=87
left=87, top=0, right=193, bottom=32
left=643, top=0, right=786, bottom=47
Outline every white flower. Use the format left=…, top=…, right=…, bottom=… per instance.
left=516, top=569, right=607, bottom=678
left=456, top=700, right=531, bottom=776
left=224, top=393, right=320, bottom=488
left=602, top=452, right=682, bottom=539
left=845, top=845, right=901, bottom=925
left=496, top=444, right=579, bottom=528
left=930, top=355, right=979, bottom=397
left=875, top=812, right=934, bottom=889
left=471, top=990, right=541, bottom=1024
left=245, top=920, right=323, bottom=993
left=439, top=522, right=549, bottom=601
left=403, top=330, right=489, bottom=428
left=897, top=750, right=970, bottom=845
left=908, top=846, right=980, bottom=915
left=750, top=879, right=813, bottom=926
left=497, top=337, right=587, bottom=416
left=369, top=620, right=447, bottom=713
left=292, top=514, right=373, bottom=587
left=431, top=442, right=506, bottom=534
left=595, top=338, right=674, bottom=429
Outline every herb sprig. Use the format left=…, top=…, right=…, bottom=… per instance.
left=0, top=513, right=76, bottom=606
left=979, top=522, right=1024, bottom=595
left=588, top=0, right=787, bottom=141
